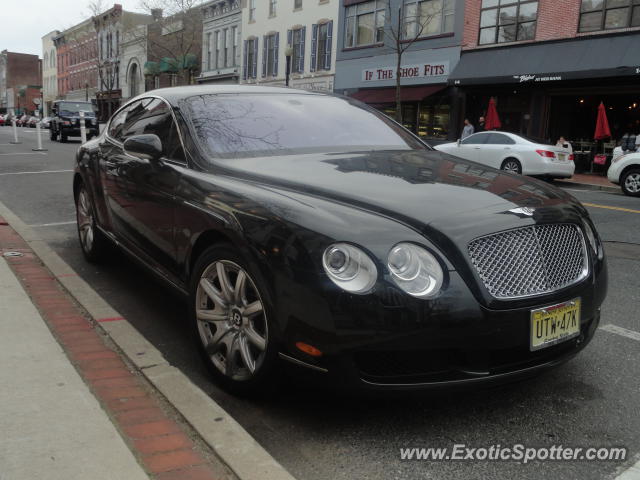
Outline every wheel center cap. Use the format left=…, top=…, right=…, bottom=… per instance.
left=230, top=309, right=242, bottom=328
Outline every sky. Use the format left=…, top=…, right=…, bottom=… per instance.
left=0, top=0, right=148, bottom=57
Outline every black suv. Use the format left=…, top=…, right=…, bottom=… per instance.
left=50, top=100, right=99, bottom=142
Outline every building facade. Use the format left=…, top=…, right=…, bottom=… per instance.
left=198, top=0, right=242, bottom=84
left=41, top=31, right=59, bottom=117
left=450, top=0, right=640, bottom=157
left=119, top=24, right=148, bottom=102
left=93, top=4, right=153, bottom=120
left=0, top=50, right=42, bottom=115
left=143, top=7, right=204, bottom=92
left=240, top=0, right=339, bottom=92
left=54, top=19, right=99, bottom=104
left=333, top=0, right=465, bottom=142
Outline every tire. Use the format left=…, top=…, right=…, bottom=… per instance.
left=50, top=127, right=57, bottom=141
left=501, top=158, right=522, bottom=175
left=621, top=168, right=640, bottom=197
left=190, top=244, right=278, bottom=396
left=75, top=183, right=109, bottom=262
left=60, top=132, right=68, bottom=143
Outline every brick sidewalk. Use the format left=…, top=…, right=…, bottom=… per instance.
left=556, top=172, right=618, bottom=190
left=0, top=216, right=234, bottom=480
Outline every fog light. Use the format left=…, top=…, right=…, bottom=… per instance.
left=296, top=342, right=322, bottom=357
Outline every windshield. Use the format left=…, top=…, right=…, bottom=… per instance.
left=58, top=102, right=96, bottom=116
left=182, top=93, right=428, bottom=159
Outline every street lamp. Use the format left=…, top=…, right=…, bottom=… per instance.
left=284, top=45, right=293, bottom=87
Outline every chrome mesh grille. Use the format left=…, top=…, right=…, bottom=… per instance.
left=468, top=224, right=588, bottom=299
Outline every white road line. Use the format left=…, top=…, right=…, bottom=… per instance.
left=29, top=221, right=77, bottom=227
left=600, top=324, right=640, bottom=343
left=0, top=170, right=73, bottom=176
left=0, top=152, right=47, bottom=156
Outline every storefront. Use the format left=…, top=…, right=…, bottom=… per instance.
left=449, top=32, right=640, bottom=171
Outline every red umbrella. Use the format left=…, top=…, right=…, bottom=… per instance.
left=594, top=101, right=611, bottom=140
left=485, top=97, right=502, bottom=130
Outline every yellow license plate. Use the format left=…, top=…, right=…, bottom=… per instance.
left=530, top=298, right=581, bottom=351
left=557, top=153, right=566, bottom=161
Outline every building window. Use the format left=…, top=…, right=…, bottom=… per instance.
left=402, top=0, right=455, bottom=39
left=312, top=21, right=333, bottom=71
left=579, top=0, right=640, bottom=32
left=206, top=32, right=212, bottom=69
left=344, top=0, right=386, bottom=48
left=245, top=37, right=258, bottom=79
left=263, top=33, right=279, bottom=77
left=290, top=27, right=305, bottom=73
left=294, top=0, right=302, bottom=9
left=478, top=0, right=538, bottom=45
left=215, top=30, right=221, bottom=68
left=270, top=0, right=277, bottom=16
left=232, top=26, right=238, bottom=66
left=224, top=29, right=229, bottom=67
left=250, top=0, right=256, bottom=21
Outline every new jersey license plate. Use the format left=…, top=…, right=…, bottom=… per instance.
left=530, top=298, right=581, bottom=351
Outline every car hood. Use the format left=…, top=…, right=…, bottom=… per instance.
left=217, top=149, right=585, bottom=237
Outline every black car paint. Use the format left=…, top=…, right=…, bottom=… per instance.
left=74, top=86, right=607, bottom=390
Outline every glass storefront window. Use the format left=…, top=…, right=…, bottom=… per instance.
left=375, top=99, right=450, bottom=140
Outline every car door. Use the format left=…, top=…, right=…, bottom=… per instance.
left=480, top=133, right=517, bottom=169
left=113, top=98, right=186, bottom=279
left=453, top=132, right=491, bottom=163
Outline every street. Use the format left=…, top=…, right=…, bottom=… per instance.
left=1, top=125, right=639, bottom=480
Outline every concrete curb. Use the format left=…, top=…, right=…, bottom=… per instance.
left=0, top=200, right=297, bottom=480
left=555, top=180, right=620, bottom=193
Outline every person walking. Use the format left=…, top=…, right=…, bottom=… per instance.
left=461, top=119, right=475, bottom=139
left=477, top=116, right=486, bottom=132
left=621, top=131, right=637, bottom=154
left=556, top=136, right=573, bottom=154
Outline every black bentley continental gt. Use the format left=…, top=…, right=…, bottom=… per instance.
left=73, top=86, right=607, bottom=394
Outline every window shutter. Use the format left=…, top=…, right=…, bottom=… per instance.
left=299, top=26, right=306, bottom=74
left=252, top=38, right=258, bottom=78
left=324, top=21, right=333, bottom=71
left=287, top=29, right=294, bottom=73
left=310, top=24, right=318, bottom=73
left=262, top=35, right=267, bottom=77
left=243, top=40, right=248, bottom=80
left=274, top=32, right=279, bottom=77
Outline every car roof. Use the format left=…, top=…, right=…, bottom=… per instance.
left=139, top=84, right=327, bottom=106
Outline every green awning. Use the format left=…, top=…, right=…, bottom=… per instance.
left=181, top=53, right=198, bottom=70
left=143, top=61, right=160, bottom=76
left=159, top=57, right=180, bottom=73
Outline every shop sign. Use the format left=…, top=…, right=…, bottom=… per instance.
left=512, top=74, right=562, bottom=83
left=362, top=61, right=450, bottom=82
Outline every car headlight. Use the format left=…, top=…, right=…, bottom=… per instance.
left=387, top=243, right=443, bottom=298
left=322, top=243, right=377, bottom=294
left=583, top=220, right=603, bottom=260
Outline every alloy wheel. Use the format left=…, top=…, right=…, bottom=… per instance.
left=195, top=260, right=268, bottom=382
left=502, top=160, right=520, bottom=174
left=624, top=172, right=640, bottom=194
left=76, top=188, right=94, bottom=253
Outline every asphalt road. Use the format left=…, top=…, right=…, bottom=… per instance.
left=1, top=125, right=639, bottom=480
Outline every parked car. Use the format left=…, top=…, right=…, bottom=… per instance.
left=27, top=116, right=39, bottom=128
left=73, top=86, right=606, bottom=395
left=17, top=114, right=29, bottom=127
left=435, top=131, right=575, bottom=179
left=607, top=152, right=640, bottom=197
left=40, top=116, right=52, bottom=129
left=0, top=115, right=5, bottom=126
left=50, top=100, right=99, bottom=142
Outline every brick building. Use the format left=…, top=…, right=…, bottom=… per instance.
left=449, top=0, right=640, bottom=161
left=0, top=50, right=42, bottom=115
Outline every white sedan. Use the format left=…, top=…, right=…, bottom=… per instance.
left=607, top=151, right=640, bottom=197
left=435, top=131, right=575, bottom=178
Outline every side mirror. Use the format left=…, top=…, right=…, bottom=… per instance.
left=123, top=134, right=163, bottom=162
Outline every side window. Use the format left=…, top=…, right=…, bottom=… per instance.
left=487, top=133, right=515, bottom=145
left=108, top=102, right=137, bottom=141
left=461, top=133, right=490, bottom=145
left=122, top=98, right=186, bottom=162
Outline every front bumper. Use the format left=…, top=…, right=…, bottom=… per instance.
left=60, top=126, right=99, bottom=137
left=278, top=260, right=607, bottom=391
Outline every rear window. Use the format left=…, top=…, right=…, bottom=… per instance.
left=181, top=93, right=428, bottom=159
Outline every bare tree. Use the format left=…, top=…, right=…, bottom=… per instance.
left=382, top=2, right=442, bottom=124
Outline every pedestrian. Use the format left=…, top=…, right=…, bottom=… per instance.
left=621, top=131, right=637, bottom=154
left=477, top=116, right=486, bottom=132
left=636, top=131, right=640, bottom=152
left=556, top=136, right=573, bottom=154
left=461, top=119, right=474, bottom=139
